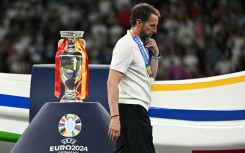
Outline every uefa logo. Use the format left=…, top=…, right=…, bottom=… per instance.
left=58, top=114, right=82, bottom=137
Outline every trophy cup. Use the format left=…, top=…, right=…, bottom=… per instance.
left=54, top=31, right=89, bottom=102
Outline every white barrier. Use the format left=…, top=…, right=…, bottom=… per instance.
left=150, top=71, right=245, bottom=152
left=0, top=73, right=30, bottom=135
left=0, top=71, right=245, bottom=153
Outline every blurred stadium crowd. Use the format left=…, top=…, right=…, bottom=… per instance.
left=0, top=0, right=245, bottom=80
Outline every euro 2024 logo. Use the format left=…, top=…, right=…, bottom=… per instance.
left=50, top=114, right=88, bottom=152
left=59, top=114, right=81, bottom=137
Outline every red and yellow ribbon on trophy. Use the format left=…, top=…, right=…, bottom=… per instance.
left=54, top=37, right=89, bottom=100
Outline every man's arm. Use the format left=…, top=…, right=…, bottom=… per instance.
left=151, top=57, right=159, bottom=79
left=145, top=38, right=159, bottom=78
left=107, top=69, right=124, bottom=140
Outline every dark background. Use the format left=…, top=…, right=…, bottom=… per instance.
left=0, top=0, right=245, bottom=80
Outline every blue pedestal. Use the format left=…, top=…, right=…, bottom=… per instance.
left=29, top=64, right=110, bottom=122
left=10, top=102, right=115, bottom=153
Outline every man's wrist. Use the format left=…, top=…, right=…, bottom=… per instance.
left=111, top=114, right=120, bottom=119
left=153, top=52, right=159, bottom=56
left=151, top=52, right=161, bottom=60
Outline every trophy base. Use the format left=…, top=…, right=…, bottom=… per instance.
left=60, top=91, right=83, bottom=102
left=10, top=102, right=115, bottom=153
left=60, top=95, right=83, bottom=103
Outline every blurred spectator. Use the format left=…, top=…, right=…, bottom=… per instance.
left=117, top=4, right=131, bottom=30
left=205, top=42, right=222, bottom=69
left=214, top=54, right=235, bottom=75
left=176, top=19, right=195, bottom=49
left=0, top=0, right=244, bottom=81
left=166, top=59, right=190, bottom=80
left=228, top=30, right=245, bottom=69
left=182, top=46, right=199, bottom=77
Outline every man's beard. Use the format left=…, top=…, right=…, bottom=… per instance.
left=140, top=27, right=152, bottom=43
left=140, top=32, right=151, bottom=43
left=141, top=35, right=150, bottom=43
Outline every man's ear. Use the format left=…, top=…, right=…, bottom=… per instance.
left=136, top=19, right=143, bottom=27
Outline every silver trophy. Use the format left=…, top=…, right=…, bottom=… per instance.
left=59, top=31, right=85, bottom=102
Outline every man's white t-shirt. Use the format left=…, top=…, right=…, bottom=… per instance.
left=110, top=31, right=151, bottom=110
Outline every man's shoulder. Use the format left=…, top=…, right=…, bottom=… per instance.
left=116, top=32, right=133, bottom=45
